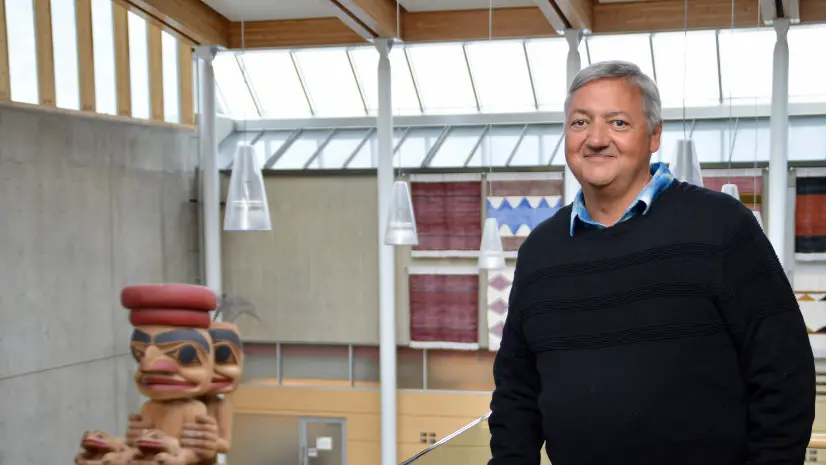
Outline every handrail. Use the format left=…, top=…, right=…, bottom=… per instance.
left=396, top=411, right=826, bottom=465
left=399, top=411, right=491, bottom=465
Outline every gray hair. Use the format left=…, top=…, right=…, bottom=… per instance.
left=564, top=60, right=662, bottom=135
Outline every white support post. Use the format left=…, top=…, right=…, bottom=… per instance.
left=768, top=18, right=790, bottom=269
left=375, top=38, right=397, bottom=465
left=564, top=29, right=583, bottom=205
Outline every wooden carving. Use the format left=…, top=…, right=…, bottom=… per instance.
left=202, top=321, right=244, bottom=458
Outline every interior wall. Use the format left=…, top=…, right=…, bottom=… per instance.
left=0, top=106, right=200, bottom=464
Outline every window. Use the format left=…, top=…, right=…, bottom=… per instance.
left=293, top=48, right=364, bottom=116
left=127, top=11, right=149, bottom=119
left=213, top=52, right=258, bottom=119
left=51, top=0, right=79, bottom=110
left=718, top=28, right=774, bottom=103
left=526, top=37, right=587, bottom=111
left=91, top=0, right=116, bottom=114
left=587, top=33, right=654, bottom=79
left=465, top=40, right=535, bottom=113
left=240, top=50, right=312, bottom=118
left=161, top=31, right=179, bottom=123
left=407, top=43, right=477, bottom=114
left=652, top=30, right=720, bottom=107
left=349, top=45, right=421, bottom=115
left=6, top=0, right=38, bottom=104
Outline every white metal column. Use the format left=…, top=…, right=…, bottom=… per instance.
left=564, top=29, right=583, bottom=205
left=375, top=38, right=397, bottom=465
left=768, top=18, right=790, bottom=268
left=196, top=46, right=222, bottom=295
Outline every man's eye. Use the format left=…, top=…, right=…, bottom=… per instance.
left=612, top=120, right=628, bottom=128
left=570, top=120, right=586, bottom=127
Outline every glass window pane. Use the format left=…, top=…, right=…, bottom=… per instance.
left=240, top=51, right=312, bottom=118
left=428, top=126, right=484, bottom=168
left=349, top=46, right=421, bottom=115
left=161, top=31, right=179, bottom=123
left=722, top=117, right=770, bottom=163
left=526, top=37, right=586, bottom=111
left=213, top=52, right=259, bottom=119
left=398, top=347, right=423, bottom=389
left=509, top=124, right=563, bottom=166
left=273, top=130, right=332, bottom=169
left=127, top=11, right=149, bottom=119
left=652, top=30, right=719, bottom=108
left=426, top=350, right=495, bottom=391
left=788, top=25, right=826, bottom=103
left=789, top=116, right=826, bottom=161
left=347, top=128, right=407, bottom=168
left=91, top=0, right=116, bottom=115
left=718, top=28, right=774, bottom=103
left=468, top=125, right=525, bottom=167
left=281, top=344, right=349, bottom=386
left=255, top=131, right=294, bottom=168
left=353, top=346, right=379, bottom=388
left=6, top=0, right=38, bottom=104
left=396, top=127, right=444, bottom=168
left=587, top=33, right=655, bottom=80
left=51, top=0, right=79, bottom=110
left=407, top=43, right=477, bottom=114
left=465, top=40, right=534, bottom=113
left=657, top=120, right=722, bottom=164
left=293, top=48, right=364, bottom=117
left=241, top=343, right=278, bottom=382
left=307, top=129, right=370, bottom=169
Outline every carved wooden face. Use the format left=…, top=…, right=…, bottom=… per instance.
left=207, top=322, right=244, bottom=395
left=131, top=326, right=214, bottom=400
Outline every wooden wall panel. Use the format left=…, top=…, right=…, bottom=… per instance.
left=75, top=0, right=95, bottom=111
left=113, top=3, right=131, bottom=117
left=34, top=0, right=55, bottom=107
left=178, top=43, right=193, bottom=125
left=0, top=0, right=9, bottom=101
left=147, top=22, right=163, bottom=121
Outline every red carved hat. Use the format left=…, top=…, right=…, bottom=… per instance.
left=121, top=283, right=216, bottom=329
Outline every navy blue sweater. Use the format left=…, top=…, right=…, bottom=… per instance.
left=488, top=181, right=815, bottom=465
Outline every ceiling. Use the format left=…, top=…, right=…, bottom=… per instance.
left=200, top=0, right=537, bottom=21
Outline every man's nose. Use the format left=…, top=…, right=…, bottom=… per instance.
left=587, top=123, right=611, bottom=150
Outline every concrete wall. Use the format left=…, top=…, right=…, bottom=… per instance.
left=0, top=106, right=200, bottom=464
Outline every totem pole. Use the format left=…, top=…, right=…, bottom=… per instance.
left=203, top=320, right=244, bottom=462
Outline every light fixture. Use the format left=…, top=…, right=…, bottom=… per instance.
left=721, top=183, right=740, bottom=200
left=385, top=180, right=418, bottom=246
left=670, top=139, right=704, bottom=187
left=478, top=218, right=506, bottom=270
left=224, top=143, right=272, bottom=231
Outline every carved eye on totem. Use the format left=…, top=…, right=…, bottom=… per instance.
left=131, top=347, right=145, bottom=362
left=170, top=344, right=200, bottom=366
left=215, top=344, right=237, bottom=364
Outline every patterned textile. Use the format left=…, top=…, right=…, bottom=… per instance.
left=795, top=177, right=826, bottom=261
left=702, top=176, right=764, bottom=213
left=486, top=268, right=515, bottom=351
left=408, top=273, right=479, bottom=349
left=487, top=179, right=563, bottom=251
left=570, top=162, right=674, bottom=236
left=411, top=181, right=482, bottom=251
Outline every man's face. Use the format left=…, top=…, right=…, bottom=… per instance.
left=565, top=77, right=661, bottom=190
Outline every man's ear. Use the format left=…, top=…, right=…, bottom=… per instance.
left=649, top=122, right=663, bottom=154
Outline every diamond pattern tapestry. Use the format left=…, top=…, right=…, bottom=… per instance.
left=487, top=178, right=563, bottom=251
left=412, top=181, right=483, bottom=251
left=409, top=272, right=479, bottom=349
left=795, top=176, right=826, bottom=261
left=486, top=267, right=515, bottom=351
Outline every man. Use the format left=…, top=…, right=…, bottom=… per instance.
left=488, top=61, right=815, bottom=465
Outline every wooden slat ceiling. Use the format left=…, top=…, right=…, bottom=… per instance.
left=126, top=0, right=826, bottom=49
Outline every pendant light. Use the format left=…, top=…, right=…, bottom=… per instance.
left=385, top=180, right=418, bottom=245
left=721, top=183, right=740, bottom=200
left=224, top=143, right=272, bottom=231
left=671, top=139, right=704, bottom=187
left=478, top=218, right=506, bottom=270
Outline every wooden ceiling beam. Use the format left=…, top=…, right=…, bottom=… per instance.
left=228, top=17, right=365, bottom=49
left=120, top=0, right=229, bottom=47
left=551, top=0, right=593, bottom=31
left=329, top=0, right=400, bottom=39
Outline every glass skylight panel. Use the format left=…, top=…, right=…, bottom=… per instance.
left=395, top=127, right=445, bottom=168
left=127, top=12, right=150, bottom=119
left=51, top=0, right=80, bottom=110
left=407, top=43, right=477, bottom=114
left=428, top=126, right=485, bottom=167
left=724, top=118, right=770, bottom=163
left=587, top=33, right=655, bottom=80
left=349, top=46, right=421, bottom=115
left=255, top=131, right=294, bottom=168
left=788, top=25, right=826, bottom=103
left=468, top=125, right=525, bottom=167
left=213, top=52, right=259, bottom=119
left=718, top=28, right=773, bottom=103
left=509, top=125, right=563, bottom=166
left=273, top=130, right=332, bottom=169
left=91, top=0, right=116, bottom=115
left=240, top=51, right=313, bottom=118
left=525, top=37, right=587, bottom=111
left=657, top=120, right=722, bottom=165
left=307, top=129, right=370, bottom=169
left=347, top=128, right=407, bottom=168
left=652, top=30, right=719, bottom=108
left=293, top=48, right=365, bottom=117
left=789, top=116, right=826, bottom=161
left=465, top=40, right=535, bottom=113
left=6, top=0, right=39, bottom=104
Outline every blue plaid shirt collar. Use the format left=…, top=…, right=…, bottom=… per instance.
left=569, top=162, right=675, bottom=236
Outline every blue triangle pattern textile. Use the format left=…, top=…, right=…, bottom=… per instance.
left=487, top=197, right=563, bottom=235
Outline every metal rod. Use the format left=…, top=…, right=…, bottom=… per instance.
left=505, top=124, right=530, bottom=166
left=422, top=126, right=451, bottom=167
left=399, top=412, right=492, bottom=465
left=343, top=127, right=376, bottom=168
left=263, top=129, right=302, bottom=169
left=464, top=125, right=490, bottom=167
left=303, top=129, right=337, bottom=169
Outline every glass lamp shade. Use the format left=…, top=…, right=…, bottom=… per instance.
left=670, top=139, right=704, bottom=187
left=224, top=143, right=272, bottom=231
left=721, top=183, right=741, bottom=200
left=478, top=218, right=506, bottom=270
left=385, top=180, right=419, bottom=246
